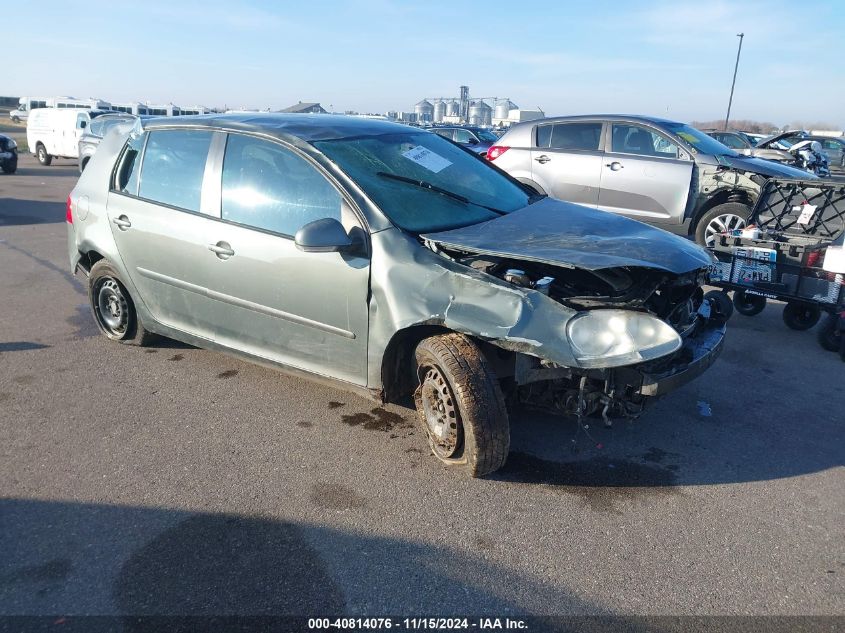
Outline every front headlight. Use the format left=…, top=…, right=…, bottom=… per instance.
left=566, top=309, right=681, bottom=368
left=6, top=138, right=16, bottom=149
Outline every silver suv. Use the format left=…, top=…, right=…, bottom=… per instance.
left=489, top=115, right=814, bottom=246
left=67, top=114, right=726, bottom=477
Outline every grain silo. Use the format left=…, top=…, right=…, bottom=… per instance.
left=414, top=99, right=434, bottom=123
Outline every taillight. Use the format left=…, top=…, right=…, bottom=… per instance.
left=66, top=194, right=73, bottom=224
left=807, top=250, right=822, bottom=268
left=486, top=145, right=510, bottom=161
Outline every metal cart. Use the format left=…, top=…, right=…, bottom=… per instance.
left=707, top=177, right=845, bottom=358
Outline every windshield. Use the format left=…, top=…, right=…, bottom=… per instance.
left=663, top=122, right=739, bottom=157
left=314, top=131, right=530, bottom=233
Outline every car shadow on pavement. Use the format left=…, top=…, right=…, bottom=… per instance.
left=0, top=199, right=66, bottom=225
left=0, top=498, right=607, bottom=624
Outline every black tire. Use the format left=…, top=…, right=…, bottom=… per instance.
left=11, top=116, right=20, bottom=123
left=782, top=302, right=821, bottom=331
left=88, top=260, right=156, bottom=345
left=36, top=143, right=52, bottom=166
left=0, top=156, right=16, bottom=174
left=703, top=289, right=733, bottom=323
left=414, top=333, right=510, bottom=477
left=694, top=202, right=751, bottom=247
left=733, top=289, right=767, bottom=316
left=817, top=313, right=843, bottom=352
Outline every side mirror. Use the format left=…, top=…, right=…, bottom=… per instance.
left=295, top=218, right=353, bottom=253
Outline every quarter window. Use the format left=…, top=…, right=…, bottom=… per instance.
left=453, top=129, right=475, bottom=144
left=221, top=134, right=342, bottom=236
left=139, top=130, right=213, bottom=213
left=611, top=124, right=680, bottom=159
left=115, top=133, right=145, bottom=195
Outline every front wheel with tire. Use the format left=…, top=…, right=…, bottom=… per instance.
left=782, top=302, right=821, bottom=331
left=414, top=333, right=510, bottom=477
left=88, top=260, right=155, bottom=345
left=36, top=143, right=52, bottom=166
left=0, top=157, right=16, bottom=174
left=733, top=290, right=767, bottom=316
left=694, top=202, right=751, bottom=247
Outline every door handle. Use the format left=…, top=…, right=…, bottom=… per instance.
left=112, top=215, right=131, bottom=230
left=605, top=161, right=624, bottom=171
left=208, top=241, right=235, bottom=260
left=535, top=155, right=551, bottom=164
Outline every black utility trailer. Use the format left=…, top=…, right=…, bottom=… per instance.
left=707, top=178, right=845, bottom=358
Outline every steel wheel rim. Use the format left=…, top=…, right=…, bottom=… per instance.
left=419, top=366, right=461, bottom=458
left=38, top=147, right=45, bottom=161
left=95, top=278, right=128, bottom=336
left=705, top=213, right=747, bottom=247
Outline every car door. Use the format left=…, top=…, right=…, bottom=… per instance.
left=106, top=128, right=221, bottom=340
left=598, top=123, right=693, bottom=225
left=202, top=133, right=370, bottom=385
left=70, top=113, right=89, bottom=157
left=530, top=121, right=604, bottom=207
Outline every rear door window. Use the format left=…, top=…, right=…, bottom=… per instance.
left=536, top=123, right=602, bottom=151
left=221, top=134, right=342, bottom=237
left=138, top=130, right=214, bottom=213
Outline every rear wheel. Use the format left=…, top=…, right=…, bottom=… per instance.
left=36, top=143, right=52, bottom=166
left=414, top=333, right=510, bottom=477
left=88, top=260, right=155, bottom=345
left=733, top=290, right=767, bottom=316
left=817, top=313, right=843, bottom=352
left=695, top=202, right=751, bottom=247
left=782, top=302, right=821, bottom=331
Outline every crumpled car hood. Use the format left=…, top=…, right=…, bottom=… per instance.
left=422, top=197, right=713, bottom=273
left=715, top=154, right=815, bottom=179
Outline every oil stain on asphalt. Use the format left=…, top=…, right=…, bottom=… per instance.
left=167, top=354, right=184, bottom=362
left=341, top=408, right=411, bottom=432
left=217, top=369, right=239, bottom=379
left=498, top=451, right=683, bottom=515
left=310, top=483, right=366, bottom=510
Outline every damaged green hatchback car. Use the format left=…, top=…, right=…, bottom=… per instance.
left=68, top=114, right=726, bottom=477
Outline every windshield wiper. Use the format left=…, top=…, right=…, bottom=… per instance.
left=376, top=171, right=507, bottom=215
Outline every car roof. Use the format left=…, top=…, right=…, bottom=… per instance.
left=529, top=114, right=684, bottom=126
left=142, top=113, right=416, bottom=142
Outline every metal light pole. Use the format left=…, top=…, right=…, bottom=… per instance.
left=724, top=33, right=744, bottom=131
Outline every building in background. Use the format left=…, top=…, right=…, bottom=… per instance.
left=279, top=102, right=327, bottom=114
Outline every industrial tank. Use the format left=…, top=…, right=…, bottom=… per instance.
left=445, top=100, right=460, bottom=117
left=414, top=99, right=434, bottom=123
left=468, top=100, right=493, bottom=126
left=433, top=100, right=446, bottom=122
left=494, top=99, right=518, bottom=120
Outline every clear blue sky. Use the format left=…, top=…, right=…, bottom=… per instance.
left=5, top=0, right=844, bottom=126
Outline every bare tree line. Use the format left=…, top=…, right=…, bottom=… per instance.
left=692, top=119, right=841, bottom=133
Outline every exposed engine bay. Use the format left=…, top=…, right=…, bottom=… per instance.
left=437, top=245, right=726, bottom=424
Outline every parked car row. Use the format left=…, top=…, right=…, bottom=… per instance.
left=66, top=113, right=729, bottom=477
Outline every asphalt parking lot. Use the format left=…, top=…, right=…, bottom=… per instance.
left=0, top=154, right=842, bottom=621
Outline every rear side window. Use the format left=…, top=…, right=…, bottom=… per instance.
left=536, top=123, right=602, bottom=151
left=139, top=130, right=213, bottom=213
left=115, top=133, right=146, bottom=195
left=221, top=134, right=342, bottom=236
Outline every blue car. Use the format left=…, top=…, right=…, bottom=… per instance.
left=432, top=126, right=500, bottom=155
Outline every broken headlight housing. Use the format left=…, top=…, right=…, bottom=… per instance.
left=565, top=309, right=682, bottom=368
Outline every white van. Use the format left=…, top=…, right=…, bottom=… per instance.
left=9, top=97, right=48, bottom=122
left=26, top=108, right=109, bottom=165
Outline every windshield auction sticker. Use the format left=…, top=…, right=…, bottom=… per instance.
left=402, top=146, right=453, bottom=173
